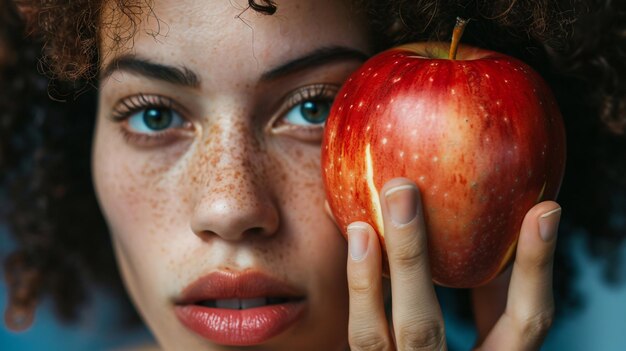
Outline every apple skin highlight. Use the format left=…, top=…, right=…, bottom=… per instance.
left=321, top=42, right=566, bottom=288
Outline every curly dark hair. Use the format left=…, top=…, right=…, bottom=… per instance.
left=1, top=0, right=625, bottom=333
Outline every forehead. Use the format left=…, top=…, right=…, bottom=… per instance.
left=99, top=0, right=371, bottom=82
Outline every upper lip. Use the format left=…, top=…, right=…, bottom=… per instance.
left=176, top=270, right=304, bottom=305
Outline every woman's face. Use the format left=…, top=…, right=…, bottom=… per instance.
left=92, top=0, right=371, bottom=349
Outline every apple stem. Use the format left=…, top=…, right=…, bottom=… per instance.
left=449, top=17, right=469, bottom=60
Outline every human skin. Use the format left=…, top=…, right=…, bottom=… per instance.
left=93, top=0, right=369, bottom=349
left=92, top=0, right=562, bottom=350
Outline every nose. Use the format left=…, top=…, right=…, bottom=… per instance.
left=189, top=122, right=280, bottom=242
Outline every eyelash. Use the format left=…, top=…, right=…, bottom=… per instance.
left=271, top=83, right=339, bottom=141
left=110, top=94, right=193, bottom=146
left=111, top=94, right=175, bottom=121
left=110, top=83, right=339, bottom=146
left=284, top=83, right=338, bottom=109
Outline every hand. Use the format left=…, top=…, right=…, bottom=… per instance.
left=326, top=177, right=561, bottom=351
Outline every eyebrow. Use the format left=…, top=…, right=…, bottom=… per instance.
left=100, top=56, right=201, bottom=88
left=100, top=46, right=369, bottom=87
left=260, top=46, right=370, bottom=81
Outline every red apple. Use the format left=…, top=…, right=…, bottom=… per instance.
left=321, top=41, right=566, bottom=288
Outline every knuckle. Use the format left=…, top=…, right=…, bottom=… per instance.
left=516, top=308, right=555, bottom=341
left=389, top=240, right=428, bottom=270
left=348, top=271, right=375, bottom=296
left=518, top=248, right=555, bottom=273
left=534, top=251, right=555, bottom=270
left=525, top=251, right=554, bottom=271
left=397, top=321, right=446, bottom=351
left=348, top=331, right=391, bottom=351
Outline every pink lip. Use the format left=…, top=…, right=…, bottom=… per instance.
left=174, top=270, right=306, bottom=346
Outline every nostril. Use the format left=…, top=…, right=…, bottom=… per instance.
left=189, top=198, right=280, bottom=240
left=195, top=230, right=218, bottom=242
left=246, top=227, right=266, bottom=236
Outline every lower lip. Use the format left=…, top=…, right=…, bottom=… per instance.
left=174, top=302, right=306, bottom=346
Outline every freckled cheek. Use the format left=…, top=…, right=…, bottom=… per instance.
left=92, top=144, right=187, bottom=258
left=272, top=144, right=346, bottom=265
left=279, top=147, right=327, bottom=220
left=276, top=151, right=349, bottom=307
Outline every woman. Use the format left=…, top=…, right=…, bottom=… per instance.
left=2, top=0, right=624, bottom=350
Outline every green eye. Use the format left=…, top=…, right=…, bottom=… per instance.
left=285, top=100, right=331, bottom=126
left=128, top=107, right=184, bottom=133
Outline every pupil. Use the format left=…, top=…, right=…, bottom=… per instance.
left=143, top=108, right=172, bottom=131
left=300, top=101, right=329, bottom=124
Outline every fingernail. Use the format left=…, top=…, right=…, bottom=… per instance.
left=385, top=184, right=418, bottom=225
left=347, top=224, right=369, bottom=261
left=539, top=207, right=561, bottom=242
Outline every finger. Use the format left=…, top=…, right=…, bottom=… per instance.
left=479, top=201, right=560, bottom=351
left=381, top=178, right=446, bottom=351
left=346, top=221, right=394, bottom=350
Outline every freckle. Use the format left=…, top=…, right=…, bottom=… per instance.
left=257, top=246, right=269, bottom=255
